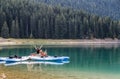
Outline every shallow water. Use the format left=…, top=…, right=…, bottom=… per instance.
left=0, top=45, right=120, bottom=79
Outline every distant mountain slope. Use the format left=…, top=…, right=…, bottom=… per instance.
left=34, top=0, right=120, bottom=20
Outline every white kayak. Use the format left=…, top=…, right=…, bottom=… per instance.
left=0, top=56, right=70, bottom=62
left=29, top=56, right=69, bottom=61
left=5, top=56, right=29, bottom=62
left=4, top=61, right=66, bottom=66
left=0, top=57, right=8, bottom=61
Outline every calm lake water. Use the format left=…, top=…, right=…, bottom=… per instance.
left=0, top=45, right=120, bottom=79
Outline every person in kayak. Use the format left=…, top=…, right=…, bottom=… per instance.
left=36, top=48, right=40, bottom=54
left=33, top=46, right=48, bottom=57
left=30, top=48, right=40, bottom=56
left=39, top=49, right=47, bottom=57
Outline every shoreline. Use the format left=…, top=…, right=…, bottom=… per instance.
left=0, top=38, right=120, bottom=46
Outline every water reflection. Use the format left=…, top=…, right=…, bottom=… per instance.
left=3, top=61, right=69, bottom=73
left=27, top=63, right=42, bottom=72
left=0, top=45, right=120, bottom=74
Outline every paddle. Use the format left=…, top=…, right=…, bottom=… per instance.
left=45, top=49, right=47, bottom=53
left=33, top=45, right=43, bottom=50
left=39, top=45, right=43, bottom=49
left=33, top=45, right=37, bottom=50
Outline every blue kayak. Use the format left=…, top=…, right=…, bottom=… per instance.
left=0, top=57, right=7, bottom=61
left=4, top=61, right=68, bottom=66
left=0, top=56, right=70, bottom=62
left=29, top=56, right=70, bottom=61
left=5, top=56, right=29, bottom=62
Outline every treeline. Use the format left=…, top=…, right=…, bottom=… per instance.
left=0, top=0, right=120, bottom=39
left=34, top=0, right=120, bottom=20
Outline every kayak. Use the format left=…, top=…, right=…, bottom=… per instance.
left=0, top=61, right=5, bottom=64
left=4, top=61, right=68, bottom=66
left=0, top=57, right=7, bottom=61
left=5, top=56, right=29, bottom=62
left=0, top=55, right=70, bottom=62
left=62, top=60, right=70, bottom=63
left=60, top=56, right=70, bottom=61
left=29, top=56, right=70, bottom=61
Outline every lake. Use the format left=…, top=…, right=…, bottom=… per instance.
left=0, top=45, right=120, bottom=79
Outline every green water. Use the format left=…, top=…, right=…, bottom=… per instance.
left=0, top=45, right=120, bottom=79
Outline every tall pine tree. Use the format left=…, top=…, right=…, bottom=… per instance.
left=1, top=21, right=9, bottom=38
left=10, top=19, right=19, bottom=38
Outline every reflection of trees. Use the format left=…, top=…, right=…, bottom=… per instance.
left=26, top=63, right=65, bottom=73
left=47, top=46, right=120, bottom=71
left=67, top=47, right=120, bottom=71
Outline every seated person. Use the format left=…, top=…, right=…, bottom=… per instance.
left=31, top=48, right=48, bottom=57
left=30, top=48, right=40, bottom=56
left=39, top=50, right=47, bottom=57
left=36, top=48, right=40, bottom=54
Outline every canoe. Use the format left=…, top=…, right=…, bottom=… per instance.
left=5, top=56, right=29, bottom=62
left=29, top=56, right=70, bottom=61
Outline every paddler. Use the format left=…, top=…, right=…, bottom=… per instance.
left=39, top=49, right=47, bottom=57
left=35, top=48, right=47, bottom=57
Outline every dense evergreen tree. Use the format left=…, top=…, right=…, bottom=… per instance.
left=10, top=20, right=16, bottom=37
left=10, top=18, right=19, bottom=38
left=34, top=0, right=120, bottom=20
left=1, top=21, right=9, bottom=38
left=0, top=0, right=120, bottom=39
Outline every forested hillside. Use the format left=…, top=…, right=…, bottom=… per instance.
left=0, top=0, right=120, bottom=39
left=34, top=0, right=120, bottom=20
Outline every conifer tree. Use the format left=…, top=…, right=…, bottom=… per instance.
left=1, top=21, right=9, bottom=38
